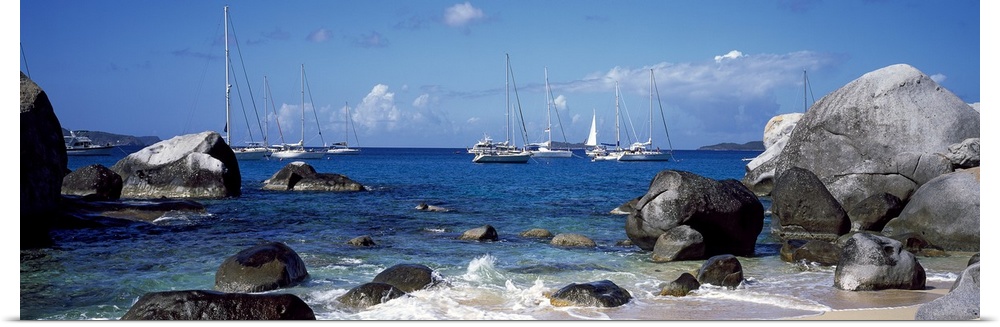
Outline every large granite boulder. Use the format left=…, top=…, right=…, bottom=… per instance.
left=882, top=167, right=980, bottom=252
left=21, top=72, right=67, bottom=248
left=696, top=254, right=744, bottom=289
left=61, top=164, right=123, bottom=200
left=774, top=64, right=979, bottom=211
left=742, top=113, right=803, bottom=196
left=120, top=290, right=315, bottom=320
left=834, top=233, right=925, bottom=291
left=626, top=170, right=764, bottom=257
left=371, top=263, right=444, bottom=293
left=111, top=131, right=240, bottom=198
left=548, top=280, right=632, bottom=307
left=214, top=242, right=309, bottom=293
left=771, top=167, right=850, bottom=242
left=915, top=262, right=979, bottom=320
left=337, top=282, right=407, bottom=308
left=262, top=161, right=365, bottom=192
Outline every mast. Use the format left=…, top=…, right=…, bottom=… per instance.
left=614, top=81, right=621, bottom=149
left=544, top=67, right=552, bottom=147
left=803, top=69, right=808, bottom=112
left=263, top=75, right=268, bottom=147
left=344, top=101, right=350, bottom=147
left=300, top=64, right=305, bottom=146
left=224, top=6, right=231, bottom=146
left=505, top=54, right=510, bottom=147
left=649, top=69, right=654, bottom=145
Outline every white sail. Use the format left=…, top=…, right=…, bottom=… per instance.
left=585, top=110, right=598, bottom=147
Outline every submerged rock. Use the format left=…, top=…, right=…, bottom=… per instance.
left=371, top=263, right=444, bottom=293
left=549, top=280, right=632, bottom=307
left=120, top=290, right=315, bottom=320
left=696, top=254, right=744, bottom=289
left=262, top=161, right=364, bottom=192
left=337, top=282, right=407, bottom=308
left=550, top=233, right=596, bottom=247
left=214, top=242, right=309, bottom=293
left=458, top=225, right=498, bottom=241
left=659, top=273, right=701, bottom=297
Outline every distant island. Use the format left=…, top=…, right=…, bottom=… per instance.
left=62, top=128, right=161, bottom=146
left=698, top=141, right=765, bottom=151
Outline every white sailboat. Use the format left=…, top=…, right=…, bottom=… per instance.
left=64, top=130, right=114, bottom=156
left=527, top=67, right=573, bottom=158
left=584, top=109, right=607, bottom=158
left=591, top=82, right=625, bottom=161
left=473, top=53, right=531, bottom=164
left=327, top=102, right=360, bottom=155
left=616, top=69, right=672, bottom=162
left=223, top=6, right=269, bottom=160
left=270, top=64, right=326, bottom=160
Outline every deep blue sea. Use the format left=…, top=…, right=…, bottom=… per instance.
left=21, top=147, right=968, bottom=320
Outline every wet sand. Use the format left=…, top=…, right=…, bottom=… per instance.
left=789, top=287, right=949, bottom=320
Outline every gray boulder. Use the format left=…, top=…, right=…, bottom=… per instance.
left=696, top=254, right=744, bottom=289
left=550, top=233, right=596, bottom=247
left=347, top=235, right=376, bottom=247
left=111, top=131, right=240, bottom=198
left=610, top=196, right=641, bottom=215
left=262, top=161, right=364, bottom=192
left=120, top=290, right=315, bottom=320
left=519, top=228, right=553, bottom=238
left=834, top=233, right=925, bottom=291
left=771, top=167, right=849, bottom=242
left=658, top=272, right=701, bottom=297
left=774, top=64, right=979, bottom=211
left=61, top=164, right=123, bottom=200
left=458, top=225, right=498, bottom=241
left=21, top=72, right=67, bottom=248
left=214, top=242, right=309, bottom=293
left=847, top=193, right=903, bottom=232
left=883, top=167, right=980, bottom=252
left=651, top=225, right=705, bottom=262
left=944, top=138, right=979, bottom=169
left=371, top=263, right=443, bottom=293
left=915, top=262, right=979, bottom=320
left=893, top=151, right=954, bottom=188
left=337, top=282, right=407, bottom=308
left=626, top=170, right=763, bottom=256
left=742, top=113, right=803, bottom=196
left=548, top=280, right=632, bottom=307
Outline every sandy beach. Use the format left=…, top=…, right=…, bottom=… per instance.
left=789, top=287, right=950, bottom=320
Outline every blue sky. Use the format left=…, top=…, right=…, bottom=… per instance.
left=17, top=0, right=982, bottom=150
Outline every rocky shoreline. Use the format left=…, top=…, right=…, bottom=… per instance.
left=20, top=63, right=980, bottom=320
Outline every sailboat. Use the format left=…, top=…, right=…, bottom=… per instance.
left=223, top=6, right=269, bottom=160
left=584, top=109, right=607, bottom=158
left=327, top=102, right=360, bottom=155
left=270, top=64, right=326, bottom=160
left=616, top=69, right=672, bottom=161
left=472, top=53, right=531, bottom=164
left=527, top=67, right=573, bottom=158
left=591, top=82, right=625, bottom=161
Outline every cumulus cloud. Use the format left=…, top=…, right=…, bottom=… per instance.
left=930, top=73, right=947, bottom=84
left=413, top=94, right=431, bottom=108
left=467, top=117, right=480, bottom=124
left=714, top=50, right=745, bottom=63
left=444, top=2, right=485, bottom=27
left=307, top=28, right=334, bottom=42
left=354, top=31, right=389, bottom=48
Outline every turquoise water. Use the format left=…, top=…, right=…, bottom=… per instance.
left=20, top=148, right=967, bottom=320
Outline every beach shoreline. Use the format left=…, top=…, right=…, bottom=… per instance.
left=788, top=287, right=949, bottom=320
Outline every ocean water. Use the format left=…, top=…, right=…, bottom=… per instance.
left=20, top=147, right=970, bottom=320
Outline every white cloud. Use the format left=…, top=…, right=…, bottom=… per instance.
left=413, top=94, right=430, bottom=108
left=552, top=94, right=567, bottom=110
left=714, top=50, right=745, bottom=63
left=930, top=73, right=947, bottom=84
left=354, top=31, right=389, bottom=48
left=467, top=117, right=480, bottom=124
left=444, top=2, right=485, bottom=27
left=307, top=28, right=333, bottom=43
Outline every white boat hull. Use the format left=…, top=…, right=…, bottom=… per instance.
left=327, top=148, right=360, bottom=155
left=617, top=152, right=671, bottom=161
left=66, top=146, right=114, bottom=156
left=530, top=148, right=573, bottom=158
left=232, top=147, right=270, bottom=160
left=473, top=152, right=531, bottom=163
left=270, top=150, right=326, bottom=160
